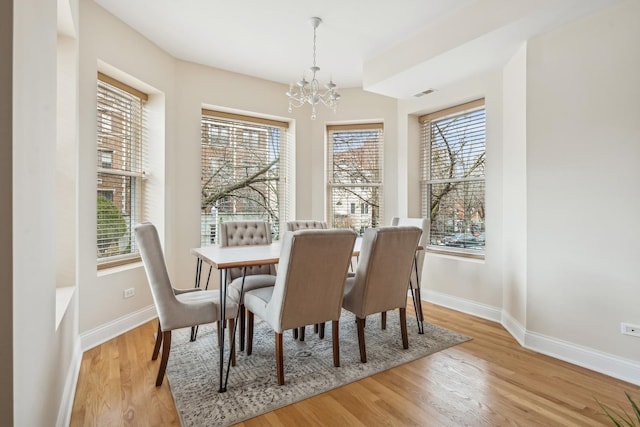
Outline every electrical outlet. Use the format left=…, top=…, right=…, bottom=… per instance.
left=621, top=322, right=640, bottom=337
left=123, top=288, right=135, bottom=299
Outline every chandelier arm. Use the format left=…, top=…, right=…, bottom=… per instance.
left=286, top=16, right=339, bottom=120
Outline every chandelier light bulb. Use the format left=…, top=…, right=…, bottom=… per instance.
left=286, top=17, right=340, bottom=120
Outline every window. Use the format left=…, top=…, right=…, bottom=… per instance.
left=327, top=123, right=383, bottom=235
left=201, top=110, right=291, bottom=245
left=420, top=99, right=485, bottom=254
left=97, top=190, right=114, bottom=202
left=97, top=149, right=113, bottom=168
left=96, top=73, right=147, bottom=267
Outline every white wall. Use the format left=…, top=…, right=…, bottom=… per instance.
left=77, top=0, right=175, bottom=333
left=1, top=1, right=12, bottom=424
left=526, top=0, right=640, bottom=361
left=396, top=1, right=640, bottom=383
left=502, top=43, right=528, bottom=339
left=13, top=0, right=80, bottom=424
left=398, top=72, right=505, bottom=316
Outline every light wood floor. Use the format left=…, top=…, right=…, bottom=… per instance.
left=70, top=302, right=639, bottom=426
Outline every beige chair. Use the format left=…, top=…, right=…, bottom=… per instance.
left=220, top=221, right=277, bottom=351
left=390, top=217, right=428, bottom=329
left=135, top=222, right=238, bottom=386
left=285, top=220, right=328, bottom=340
left=285, top=220, right=327, bottom=231
left=244, top=229, right=357, bottom=385
left=342, top=226, right=421, bottom=363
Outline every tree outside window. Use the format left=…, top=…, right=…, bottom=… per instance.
left=200, top=111, right=290, bottom=245
left=420, top=99, right=485, bottom=253
left=327, top=123, right=383, bottom=235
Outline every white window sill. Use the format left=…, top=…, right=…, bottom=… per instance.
left=55, top=286, right=76, bottom=330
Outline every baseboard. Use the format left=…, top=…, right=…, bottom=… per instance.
left=80, top=305, right=157, bottom=351
left=525, top=330, right=640, bottom=386
left=56, top=339, right=82, bottom=427
left=421, top=290, right=640, bottom=387
left=422, top=289, right=502, bottom=323
left=501, top=310, right=526, bottom=346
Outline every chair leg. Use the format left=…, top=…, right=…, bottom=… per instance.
left=319, top=322, right=326, bottom=339
left=292, top=328, right=298, bottom=339
left=227, top=318, right=236, bottom=367
left=415, top=287, right=424, bottom=321
left=381, top=311, right=387, bottom=330
left=299, top=326, right=305, bottom=341
left=152, top=320, right=162, bottom=360
left=356, top=317, right=367, bottom=363
left=332, top=320, right=340, bottom=367
left=246, top=311, right=254, bottom=355
left=399, top=307, right=408, bottom=349
left=239, top=305, right=246, bottom=351
left=275, top=332, right=285, bottom=385
left=156, top=330, right=171, bottom=386
left=216, top=321, right=222, bottom=348
left=314, top=323, right=319, bottom=333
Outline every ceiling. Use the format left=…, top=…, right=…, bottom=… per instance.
left=93, top=0, right=622, bottom=99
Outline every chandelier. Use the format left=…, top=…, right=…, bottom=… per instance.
left=286, top=17, right=340, bottom=120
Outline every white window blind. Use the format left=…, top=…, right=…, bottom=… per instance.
left=420, top=99, right=485, bottom=253
left=96, top=73, right=147, bottom=267
left=327, top=123, right=383, bottom=235
left=200, top=110, right=291, bottom=245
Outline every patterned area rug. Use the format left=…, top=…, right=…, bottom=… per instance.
left=166, top=310, right=470, bottom=427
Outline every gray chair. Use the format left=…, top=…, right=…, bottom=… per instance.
left=244, top=229, right=357, bottom=385
left=135, top=222, right=238, bottom=386
left=285, top=220, right=327, bottom=231
left=342, top=226, right=422, bottom=363
left=220, top=221, right=277, bottom=351
left=390, top=217, right=428, bottom=328
left=285, top=220, right=328, bottom=339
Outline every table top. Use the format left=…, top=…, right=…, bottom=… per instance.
left=191, top=238, right=364, bottom=269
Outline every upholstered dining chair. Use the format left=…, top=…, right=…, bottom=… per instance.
left=389, top=217, right=428, bottom=328
left=285, top=220, right=327, bottom=231
left=243, top=228, right=357, bottom=385
left=342, top=226, right=422, bottom=363
left=220, top=221, right=277, bottom=351
left=135, top=222, right=238, bottom=386
left=285, top=220, right=328, bottom=340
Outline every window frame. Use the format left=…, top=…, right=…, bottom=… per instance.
left=200, top=109, right=291, bottom=245
left=420, top=99, right=486, bottom=258
left=326, top=122, right=384, bottom=235
left=96, top=73, right=148, bottom=269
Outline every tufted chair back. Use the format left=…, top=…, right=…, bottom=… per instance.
left=219, top=221, right=276, bottom=281
left=285, top=220, right=328, bottom=232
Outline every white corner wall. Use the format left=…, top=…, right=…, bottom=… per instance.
left=13, top=0, right=81, bottom=425
left=526, top=0, right=640, bottom=369
left=398, top=72, right=505, bottom=319
left=1, top=1, right=12, bottom=425
left=501, top=42, right=528, bottom=340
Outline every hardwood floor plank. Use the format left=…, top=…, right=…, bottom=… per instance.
left=70, top=302, right=640, bottom=426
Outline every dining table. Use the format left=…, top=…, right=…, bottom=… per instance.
left=190, top=236, right=424, bottom=392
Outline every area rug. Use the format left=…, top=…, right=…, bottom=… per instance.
left=166, top=310, right=470, bottom=426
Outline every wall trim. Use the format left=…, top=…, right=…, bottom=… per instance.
left=422, top=291, right=640, bottom=386
left=423, top=289, right=502, bottom=322
left=501, top=309, right=526, bottom=346
left=56, top=339, right=82, bottom=427
left=80, top=305, right=157, bottom=351
left=524, top=330, right=640, bottom=386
